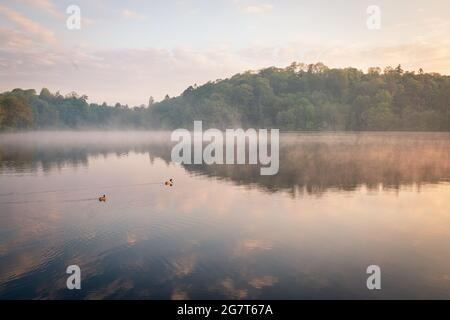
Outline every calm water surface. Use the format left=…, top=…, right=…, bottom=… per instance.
left=0, top=131, right=449, bottom=299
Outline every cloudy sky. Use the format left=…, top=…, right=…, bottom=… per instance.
left=1, top=0, right=450, bottom=106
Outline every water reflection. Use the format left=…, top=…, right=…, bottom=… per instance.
left=1, top=131, right=449, bottom=195
left=0, top=131, right=449, bottom=299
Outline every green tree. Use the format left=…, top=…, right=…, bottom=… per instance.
left=0, top=96, right=34, bottom=129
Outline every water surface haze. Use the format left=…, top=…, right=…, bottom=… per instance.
left=0, top=131, right=449, bottom=299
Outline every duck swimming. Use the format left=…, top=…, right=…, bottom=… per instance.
left=98, top=194, right=106, bottom=202
left=164, top=178, right=174, bottom=187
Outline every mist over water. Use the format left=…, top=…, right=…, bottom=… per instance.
left=0, top=131, right=450, bottom=299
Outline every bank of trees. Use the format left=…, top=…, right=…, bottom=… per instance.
left=150, top=63, right=450, bottom=131
left=1, top=62, right=449, bottom=131
left=0, top=88, right=151, bottom=130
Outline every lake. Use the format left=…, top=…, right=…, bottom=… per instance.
left=0, top=131, right=449, bottom=299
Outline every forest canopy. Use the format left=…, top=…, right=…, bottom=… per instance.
left=1, top=63, right=449, bottom=131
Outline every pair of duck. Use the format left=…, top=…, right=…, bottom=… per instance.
left=98, top=178, right=174, bottom=202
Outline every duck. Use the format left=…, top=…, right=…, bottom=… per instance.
left=98, top=194, right=106, bottom=202
left=164, top=178, right=174, bottom=187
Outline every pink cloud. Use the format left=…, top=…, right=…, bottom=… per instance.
left=16, top=0, right=63, bottom=19
left=0, top=5, right=57, bottom=44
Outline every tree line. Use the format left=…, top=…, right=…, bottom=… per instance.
left=1, top=62, right=449, bottom=131
left=0, top=88, right=151, bottom=130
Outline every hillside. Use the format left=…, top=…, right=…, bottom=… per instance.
left=1, top=62, right=449, bottom=131
left=150, top=62, right=450, bottom=131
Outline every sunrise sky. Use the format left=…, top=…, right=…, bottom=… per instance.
left=1, top=0, right=450, bottom=105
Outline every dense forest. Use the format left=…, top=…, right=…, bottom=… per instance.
left=1, top=62, right=449, bottom=131
left=0, top=88, right=151, bottom=130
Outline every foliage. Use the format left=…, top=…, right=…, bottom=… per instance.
left=0, top=88, right=152, bottom=130
left=1, top=62, right=449, bottom=131
left=149, top=63, right=450, bottom=131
